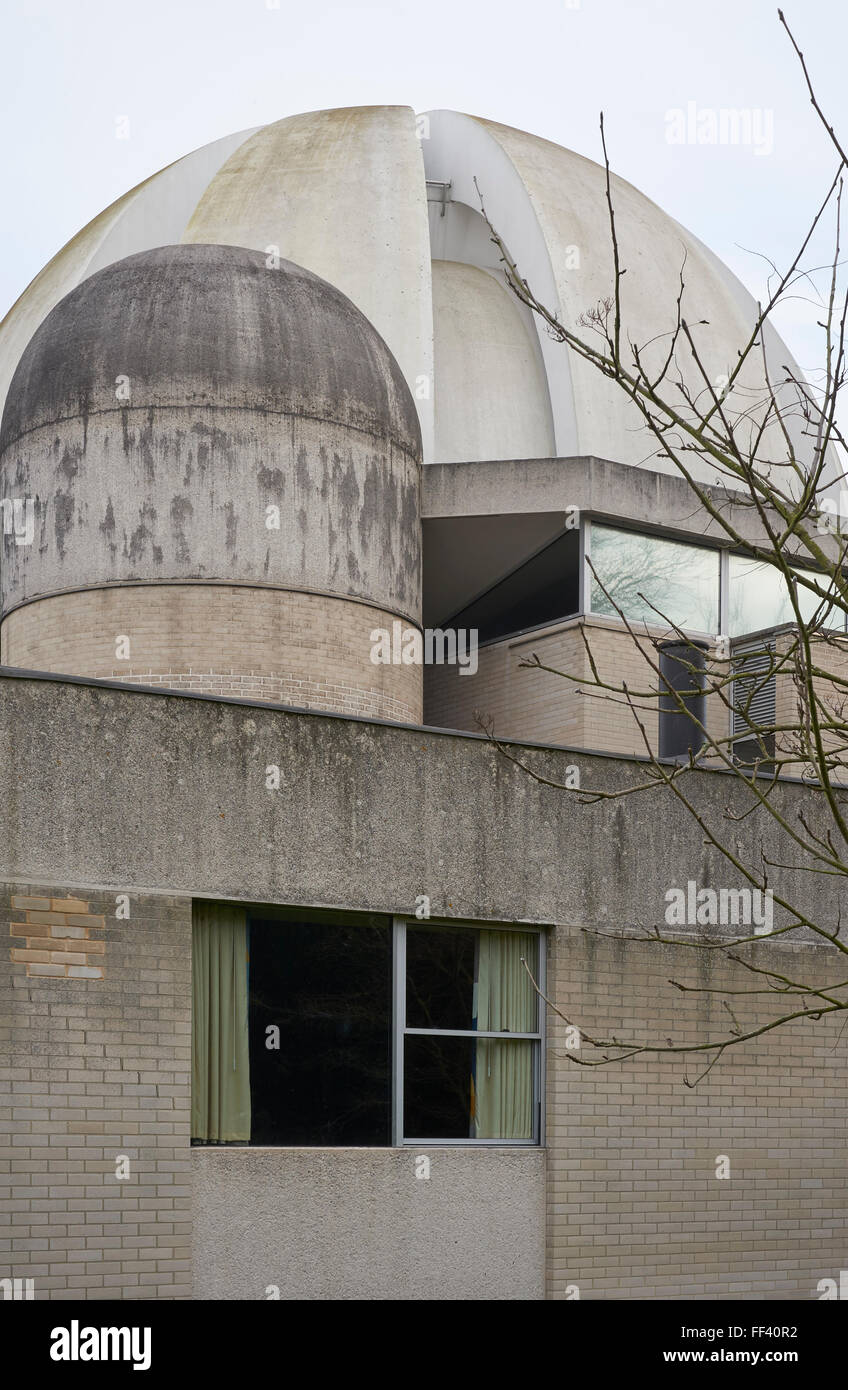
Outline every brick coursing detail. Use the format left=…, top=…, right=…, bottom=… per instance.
left=1, top=585, right=423, bottom=724
left=9, top=898, right=105, bottom=980
left=0, top=882, right=192, bottom=1299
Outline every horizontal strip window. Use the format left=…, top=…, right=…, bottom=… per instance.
left=588, top=522, right=847, bottom=639
left=729, top=555, right=846, bottom=636
left=589, top=523, right=720, bottom=634
left=191, top=904, right=544, bottom=1148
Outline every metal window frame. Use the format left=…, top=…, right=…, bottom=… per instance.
left=578, top=511, right=590, bottom=616
left=391, top=916, right=546, bottom=1148
left=727, top=550, right=848, bottom=638
left=584, top=516, right=722, bottom=641
left=719, top=548, right=730, bottom=639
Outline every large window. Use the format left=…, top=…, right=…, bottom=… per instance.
left=191, top=904, right=543, bottom=1148
left=590, top=524, right=720, bottom=633
left=729, top=555, right=844, bottom=636
left=589, top=523, right=846, bottom=639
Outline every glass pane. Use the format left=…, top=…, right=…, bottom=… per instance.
left=247, top=919, right=391, bottom=1145
left=404, top=1034, right=535, bottom=1140
left=795, top=567, right=844, bottom=632
left=729, top=556, right=793, bottom=636
left=590, top=524, right=719, bottom=632
left=728, top=557, right=844, bottom=636
left=406, top=926, right=538, bottom=1032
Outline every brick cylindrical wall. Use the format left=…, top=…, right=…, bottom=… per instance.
left=1, top=585, right=422, bottom=723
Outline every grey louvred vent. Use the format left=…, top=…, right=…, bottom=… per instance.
left=731, top=641, right=777, bottom=737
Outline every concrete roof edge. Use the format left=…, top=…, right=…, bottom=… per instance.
left=0, top=664, right=828, bottom=788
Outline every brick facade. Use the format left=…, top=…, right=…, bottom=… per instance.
left=425, top=615, right=729, bottom=757
left=1, top=585, right=422, bottom=724
left=0, top=882, right=192, bottom=1299
left=772, top=629, right=848, bottom=782
left=545, top=925, right=847, bottom=1299
left=10, top=898, right=106, bottom=981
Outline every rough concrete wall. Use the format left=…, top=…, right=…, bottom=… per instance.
left=1, top=671, right=844, bottom=930
left=192, top=1147, right=545, bottom=1300
left=0, top=881, right=192, bottom=1299
left=546, top=926, right=847, bottom=1299
left=422, top=457, right=845, bottom=579
left=1, top=411, right=420, bottom=624
left=2, top=587, right=422, bottom=723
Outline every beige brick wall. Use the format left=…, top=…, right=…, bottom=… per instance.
left=10, top=897, right=106, bottom=981
left=771, top=629, right=848, bottom=782
left=0, top=882, right=192, bottom=1300
left=545, top=926, right=848, bottom=1299
left=1, top=586, right=422, bottom=724
left=425, top=616, right=728, bottom=757
left=2, top=877, right=845, bottom=1300
left=425, top=622, right=587, bottom=745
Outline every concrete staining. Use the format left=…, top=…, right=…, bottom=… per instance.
left=0, top=245, right=422, bottom=622
left=2, top=103, right=845, bottom=1305
left=0, top=126, right=258, bottom=421
left=0, top=672, right=843, bottom=934
left=0, top=104, right=826, bottom=477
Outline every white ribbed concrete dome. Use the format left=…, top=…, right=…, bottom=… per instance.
left=0, top=105, right=810, bottom=477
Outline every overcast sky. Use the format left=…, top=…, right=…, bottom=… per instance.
left=2, top=0, right=847, bottom=395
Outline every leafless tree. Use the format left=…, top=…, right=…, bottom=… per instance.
left=477, top=11, right=848, bottom=1078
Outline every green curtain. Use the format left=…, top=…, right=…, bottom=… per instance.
left=191, top=902, right=251, bottom=1142
left=473, top=931, right=537, bottom=1140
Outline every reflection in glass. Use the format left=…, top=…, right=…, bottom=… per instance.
left=794, top=567, right=843, bottom=632
left=728, top=556, right=792, bottom=636
left=729, top=556, right=844, bottom=636
left=590, top=525, right=719, bottom=632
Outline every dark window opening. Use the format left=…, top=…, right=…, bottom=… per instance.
left=248, top=915, right=392, bottom=1146
left=732, top=733, right=777, bottom=772
left=406, top=923, right=477, bottom=1031
left=447, top=528, right=580, bottom=646
left=191, top=906, right=543, bottom=1147
left=658, top=640, right=708, bottom=760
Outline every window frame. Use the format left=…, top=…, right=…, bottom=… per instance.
left=586, top=519, right=722, bottom=639
left=727, top=551, right=848, bottom=637
left=391, top=917, right=545, bottom=1148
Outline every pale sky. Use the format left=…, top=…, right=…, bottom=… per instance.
left=2, top=0, right=847, bottom=404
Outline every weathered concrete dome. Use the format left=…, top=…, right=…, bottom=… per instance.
left=0, top=243, right=423, bottom=722
left=0, top=105, right=813, bottom=475
left=0, top=243, right=419, bottom=455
